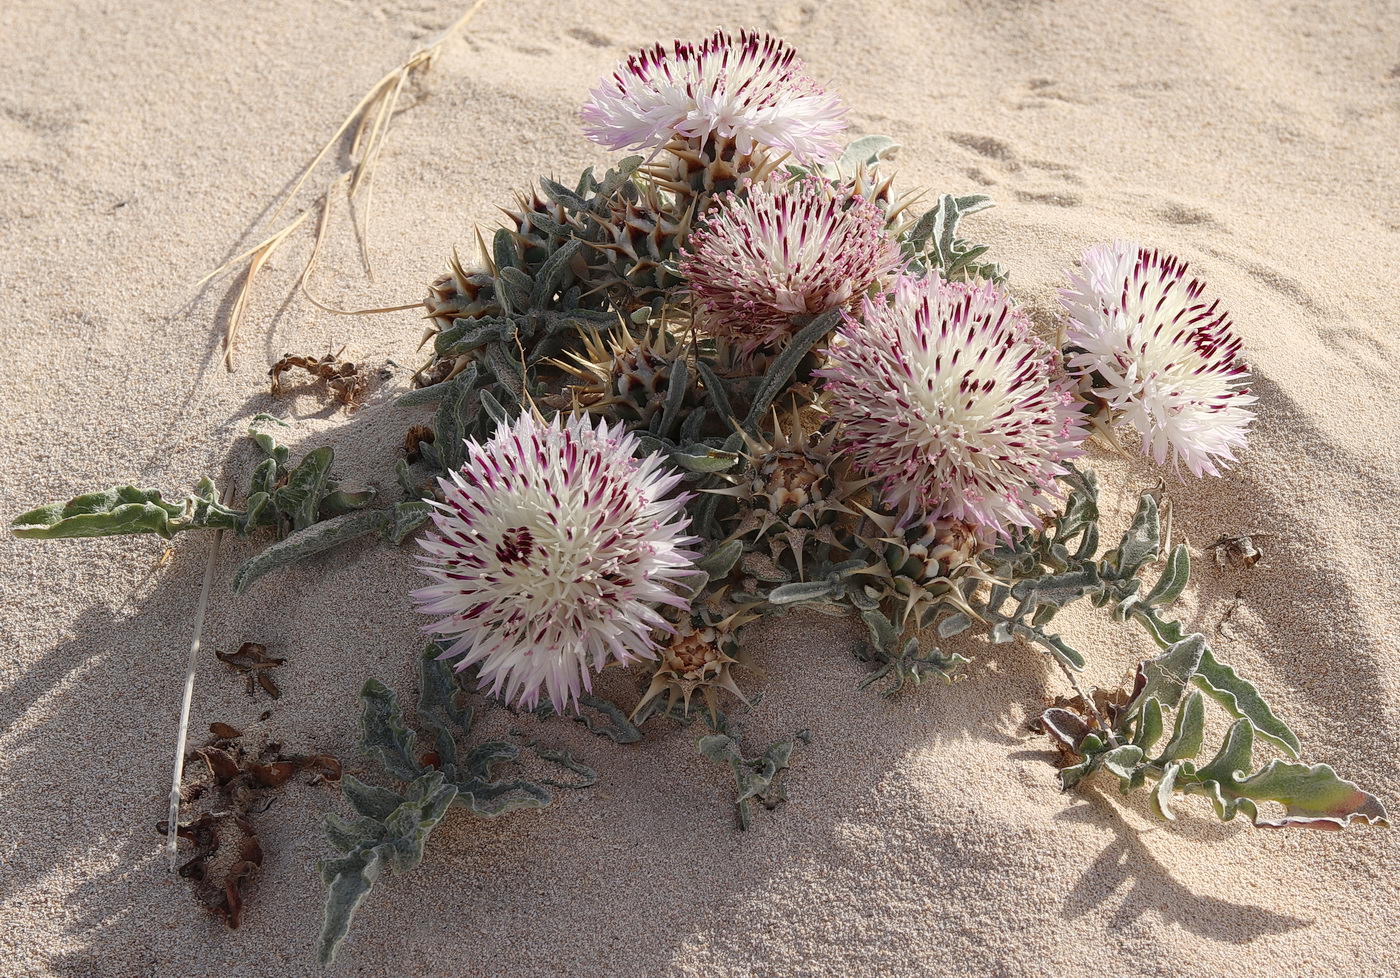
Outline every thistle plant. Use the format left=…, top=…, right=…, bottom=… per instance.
left=8, top=26, right=1387, bottom=969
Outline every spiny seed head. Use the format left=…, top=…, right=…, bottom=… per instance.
left=680, top=176, right=903, bottom=359
left=581, top=29, right=846, bottom=162
left=1059, top=242, right=1254, bottom=477
left=636, top=613, right=751, bottom=718
left=819, top=274, right=1087, bottom=535
left=413, top=412, right=700, bottom=712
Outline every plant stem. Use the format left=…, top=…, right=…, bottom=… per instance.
left=165, top=485, right=232, bottom=869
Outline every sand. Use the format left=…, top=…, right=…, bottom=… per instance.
left=1, top=1, right=1398, bottom=975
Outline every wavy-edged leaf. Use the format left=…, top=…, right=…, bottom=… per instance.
left=1192, top=645, right=1300, bottom=757
left=1133, top=633, right=1206, bottom=713
left=1112, top=493, right=1161, bottom=578
left=316, top=772, right=457, bottom=966
left=529, top=238, right=581, bottom=307
left=769, top=580, right=836, bottom=605
left=11, top=486, right=186, bottom=539
left=695, top=538, right=743, bottom=580
left=1131, top=697, right=1164, bottom=752
left=1143, top=543, right=1190, bottom=607
left=384, top=500, right=432, bottom=545
left=1184, top=720, right=1388, bottom=829
left=358, top=679, right=422, bottom=782
left=319, top=487, right=377, bottom=519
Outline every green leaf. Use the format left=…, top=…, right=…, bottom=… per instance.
left=769, top=580, right=836, bottom=605
left=697, top=720, right=809, bottom=830
left=529, top=239, right=581, bottom=308
left=694, top=359, right=734, bottom=423
left=491, top=226, right=516, bottom=273
left=936, top=612, right=972, bottom=638
left=1133, top=633, right=1206, bottom=713
left=695, top=539, right=743, bottom=580
left=669, top=443, right=738, bottom=473
left=1131, top=697, right=1164, bottom=752
left=248, top=457, right=280, bottom=498
left=1152, top=761, right=1182, bottom=820
left=861, top=609, right=898, bottom=650
left=319, top=487, right=377, bottom=519
left=1111, top=493, right=1161, bottom=578
left=1157, top=690, right=1206, bottom=762
left=572, top=695, right=644, bottom=744
left=428, top=367, right=485, bottom=474
left=1184, top=720, right=1390, bottom=829
left=657, top=355, right=690, bottom=440
left=741, top=309, right=839, bottom=432
left=837, top=134, right=898, bottom=172
left=248, top=426, right=290, bottom=468
left=1142, top=543, right=1190, bottom=607
left=1101, top=744, right=1145, bottom=780
left=11, top=486, right=186, bottom=539
left=231, top=509, right=389, bottom=594
left=358, top=678, right=423, bottom=782
left=272, top=446, right=334, bottom=531
left=316, top=772, right=457, bottom=966
left=1192, top=645, right=1301, bottom=757
left=384, top=500, right=432, bottom=545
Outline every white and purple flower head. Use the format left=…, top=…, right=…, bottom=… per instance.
left=680, top=175, right=903, bottom=359
left=581, top=29, right=846, bottom=162
left=412, top=411, right=700, bottom=712
left=1059, top=242, right=1254, bottom=477
left=819, top=274, right=1087, bottom=535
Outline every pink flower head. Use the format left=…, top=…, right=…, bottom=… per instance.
left=819, top=275, right=1088, bottom=535
left=413, top=412, right=700, bottom=712
left=581, top=30, right=846, bottom=162
left=1060, top=242, right=1254, bottom=477
left=680, top=176, right=903, bottom=358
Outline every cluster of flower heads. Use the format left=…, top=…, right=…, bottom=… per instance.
left=581, top=28, right=846, bottom=162
left=820, top=275, right=1087, bottom=535
left=679, top=176, right=903, bottom=358
left=415, top=31, right=1256, bottom=712
left=1059, top=241, right=1255, bottom=477
left=413, top=412, right=698, bottom=711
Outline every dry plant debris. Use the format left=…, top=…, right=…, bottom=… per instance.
left=269, top=351, right=369, bottom=409
left=158, top=724, right=340, bottom=929
left=197, top=1, right=491, bottom=368
left=215, top=642, right=286, bottom=699
left=1209, top=532, right=1268, bottom=569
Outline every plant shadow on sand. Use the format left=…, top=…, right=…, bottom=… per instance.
left=3, top=375, right=1350, bottom=978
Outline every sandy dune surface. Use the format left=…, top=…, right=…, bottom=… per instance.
left=2, top=1, right=1397, bottom=976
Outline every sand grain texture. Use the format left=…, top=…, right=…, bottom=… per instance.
left=1, top=2, right=1397, bottom=976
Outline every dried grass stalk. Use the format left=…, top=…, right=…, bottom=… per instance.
left=203, top=0, right=490, bottom=368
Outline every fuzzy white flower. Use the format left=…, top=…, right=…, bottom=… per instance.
left=581, top=29, right=846, bottom=162
left=680, top=176, right=903, bottom=358
left=413, top=412, right=700, bottom=712
left=1060, top=242, right=1254, bottom=477
left=819, top=275, right=1087, bottom=534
